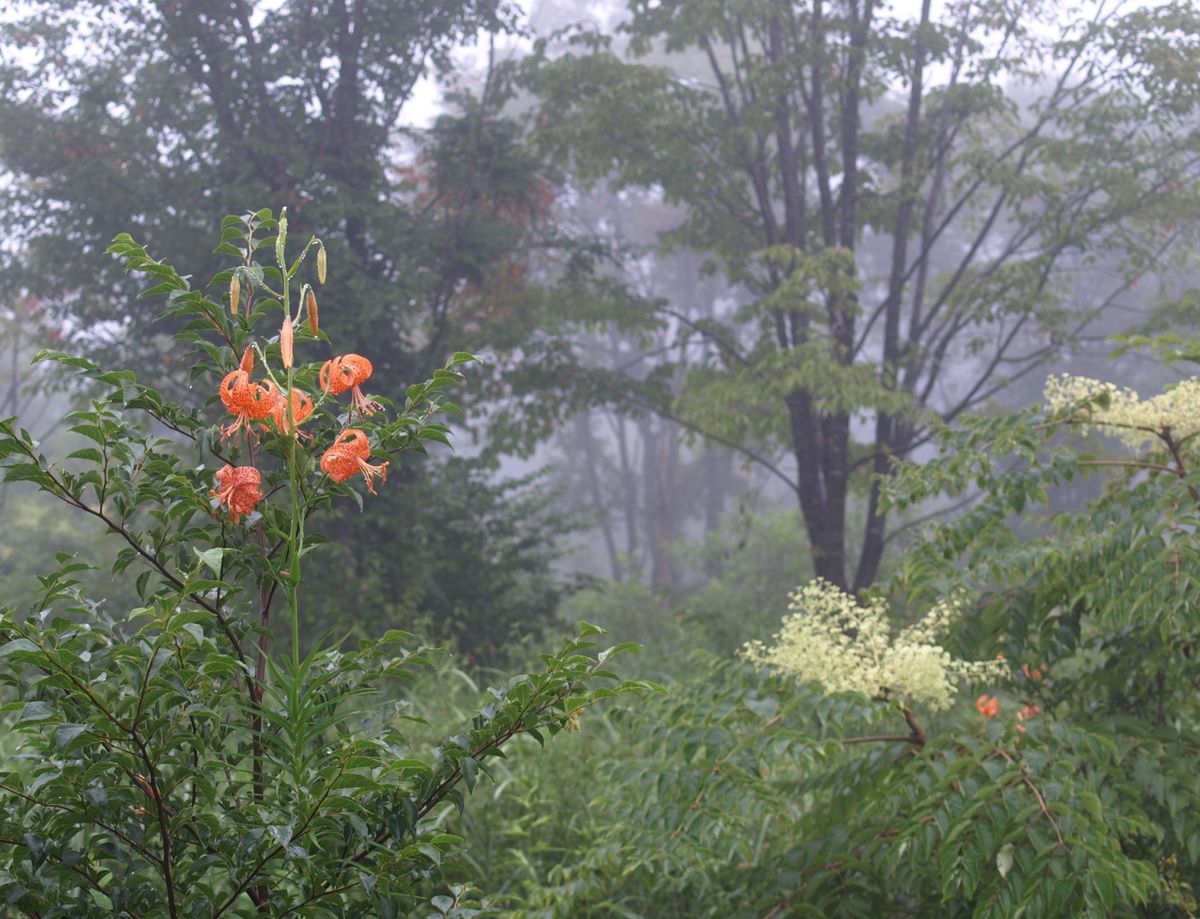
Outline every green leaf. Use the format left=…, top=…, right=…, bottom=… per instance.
left=462, top=756, right=479, bottom=793
left=3, top=463, right=51, bottom=486
left=0, top=638, right=38, bottom=657
left=65, top=448, right=105, bottom=464
left=55, top=724, right=89, bottom=748
left=997, top=843, right=1015, bottom=879
left=193, top=546, right=227, bottom=577
left=21, top=700, right=54, bottom=722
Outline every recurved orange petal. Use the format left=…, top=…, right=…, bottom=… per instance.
left=211, top=464, right=262, bottom=525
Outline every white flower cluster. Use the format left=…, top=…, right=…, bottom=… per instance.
left=1044, top=374, right=1200, bottom=448
left=743, top=580, right=1005, bottom=711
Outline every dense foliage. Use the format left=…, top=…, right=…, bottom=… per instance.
left=0, top=0, right=587, bottom=655
left=525, top=0, right=1200, bottom=589
left=3, top=1, right=1200, bottom=916
left=439, top=364, right=1200, bottom=917
left=0, top=211, right=649, bottom=916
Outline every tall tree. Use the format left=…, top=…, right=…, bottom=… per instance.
left=0, top=0, right=523, bottom=376
left=527, top=0, right=1200, bottom=589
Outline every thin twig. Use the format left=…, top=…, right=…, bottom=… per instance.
left=842, top=733, right=925, bottom=745
left=995, top=748, right=1065, bottom=849
left=1078, top=459, right=1178, bottom=474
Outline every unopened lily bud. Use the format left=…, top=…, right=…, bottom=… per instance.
left=280, top=316, right=294, bottom=369
left=275, top=211, right=287, bottom=266
left=316, top=243, right=327, bottom=285
left=230, top=273, right=240, bottom=316
left=305, top=289, right=319, bottom=336
left=239, top=345, right=254, bottom=374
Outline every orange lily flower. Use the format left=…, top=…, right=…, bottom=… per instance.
left=319, top=428, right=389, bottom=494
left=219, top=370, right=277, bottom=440
left=211, top=464, right=262, bottom=524
left=975, top=694, right=1000, bottom=718
left=267, top=388, right=314, bottom=438
left=319, top=354, right=380, bottom=416
left=1015, top=702, right=1041, bottom=734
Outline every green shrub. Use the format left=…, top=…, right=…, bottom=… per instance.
left=0, top=209, right=651, bottom=916
left=463, top=368, right=1200, bottom=917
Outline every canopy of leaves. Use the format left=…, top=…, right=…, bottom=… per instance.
left=522, top=0, right=1200, bottom=588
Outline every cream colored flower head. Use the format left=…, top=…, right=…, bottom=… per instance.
left=1044, top=374, right=1200, bottom=449
left=742, top=580, right=1004, bottom=711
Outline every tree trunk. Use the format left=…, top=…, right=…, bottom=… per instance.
left=641, top=417, right=677, bottom=592
left=575, top=412, right=623, bottom=581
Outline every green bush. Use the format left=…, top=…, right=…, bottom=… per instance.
left=0, top=209, right=651, bottom=916
left=460, top=369, right=1200, bottom=917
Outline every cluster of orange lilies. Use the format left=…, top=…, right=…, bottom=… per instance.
left=975, top=656, right=1046, bottom=734
left=211, top=345, right=389, bottom=525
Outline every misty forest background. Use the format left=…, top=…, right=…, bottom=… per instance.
left=4, top=0, right=1200, bottom=915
